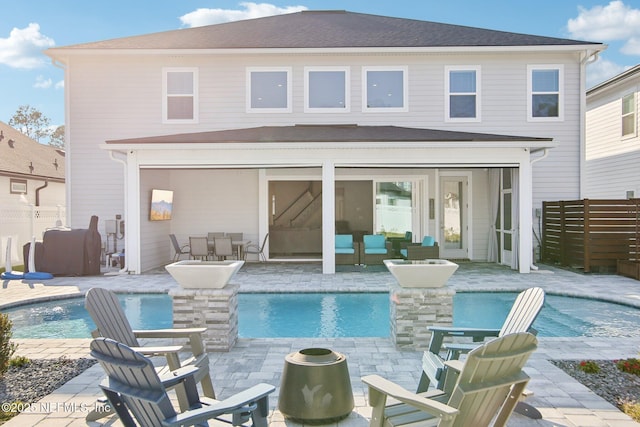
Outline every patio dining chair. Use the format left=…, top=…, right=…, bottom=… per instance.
left=214, top=236, right=235, bottom=260
left=189, top=236, right=209, bottom=260
left=244, top=233, right=269, bottom=262
left=169, top=234, right=189, bottom=262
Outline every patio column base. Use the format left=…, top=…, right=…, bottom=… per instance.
left=390, top=285, right=455, bottom=350
left=169, top=284, right=238, bottom=352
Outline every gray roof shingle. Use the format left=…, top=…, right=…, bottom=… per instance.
left=54, top=10, right=600, bottom=51
left=105, top=124, right=552, bottom=145
left=0, top=122, right=65, bottom=181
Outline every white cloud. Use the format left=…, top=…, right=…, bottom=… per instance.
left=568, top=1, right=640, bottom=50
left=620, top=37, right=640, bottom=55
left=180, top=2, right=307, bottom=27
left=586, top=57, right=630, bottom=88
left=33, top=75, right=52, bottom=89
left=0, top=23, right=55, bottom=69
left=55, top=80, right=64, bottom=90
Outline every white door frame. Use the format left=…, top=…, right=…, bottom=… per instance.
left=438, top=171, right=472, bottom=259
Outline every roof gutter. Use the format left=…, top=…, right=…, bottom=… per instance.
left=45, top=43, right=606, bottom=59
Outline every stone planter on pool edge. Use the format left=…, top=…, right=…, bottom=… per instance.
left=165, top=260, right=244, bottom=289
left=384, top=259, right=458, bottom=288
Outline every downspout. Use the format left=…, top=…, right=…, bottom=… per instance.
left=34, top=180, right=49, bottom=207
left=109, top=150, right=129, bottom=273
left=529, top=149, right=550, bottom=271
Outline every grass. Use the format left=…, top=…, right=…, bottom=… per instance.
left=620, top=400, right=640, bottom=422
left=0, top=265, right=24, bottom=274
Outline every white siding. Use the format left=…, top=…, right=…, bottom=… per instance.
left=585, top=77, right=640, bottom=199
left=64, top=49, right=585, bottom=271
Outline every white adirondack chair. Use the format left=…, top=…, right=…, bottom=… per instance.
left=362, top=332, right=538, bottom=427
left=84, top=287, right=215, bottom=416
left=419, top=287, right=545, bottom=392
left=90, top=337, right=275, bottom=427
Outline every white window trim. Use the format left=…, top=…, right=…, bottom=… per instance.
left=362, top=66, right=408, bottom=113
left=527, top=64, right=564, bottom=122
left=445, top=65, right=481, bottom=123
left=621, top=92, right=637, bottom=139
left=304, top=66, right=350, bottom=113
left=246, top=67, right=292, bottom=113
left=162, top=67, right=198, bottom=124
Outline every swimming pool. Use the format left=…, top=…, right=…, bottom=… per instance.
left=5, top=292, right=640, bottom=339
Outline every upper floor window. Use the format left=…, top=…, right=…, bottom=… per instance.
left=305, top=67, right=349, bottom=112
left=163, top=68, right=198, bottom=123
left=445, top=66, right=480, bottom=121
left=247, top=67, right=291, bottom=113
left=528, top=65, right=563, bottom=121
left=622, top=92, right=636, bottom=137
left=363, top=66, right=408, bottom=112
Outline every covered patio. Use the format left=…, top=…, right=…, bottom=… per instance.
left=103, top=124, right=554, bottom=275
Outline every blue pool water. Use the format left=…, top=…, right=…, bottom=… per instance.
left=5, top=292, right=640, bottom=339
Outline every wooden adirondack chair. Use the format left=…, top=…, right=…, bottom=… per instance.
left=419, top=287, right=544, bottom=392
left=85, top=287, right=215, bottom=415
left=362, top=332, right=537, bottom=427
left=90, top=337, right=275, bottom=427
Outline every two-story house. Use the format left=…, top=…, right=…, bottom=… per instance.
left=585, top=64, right=640, bottom=199
left=44, top=10, right=604, bottom=274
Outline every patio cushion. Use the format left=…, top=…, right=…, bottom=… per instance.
left=336, top=248, right=355, bottom=254
left=335, top=234, right=355, bottom=254
left=364, top=234, right=387, bottom=254
left=422, top=236, right=435, bottom=246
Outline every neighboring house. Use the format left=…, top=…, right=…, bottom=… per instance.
left=0, top=121, right=66, bottom=265
left=585, top=65, right=640, bottom=199
left=44, top=10, right=604, bottom=274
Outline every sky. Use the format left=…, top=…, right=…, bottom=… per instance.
left=2, top=0, right=640, bottom=130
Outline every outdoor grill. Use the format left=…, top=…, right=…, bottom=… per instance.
left=278, top=347, right=354, bottom=423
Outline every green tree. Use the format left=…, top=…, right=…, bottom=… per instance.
left=49, top=125, right=65, bottom=148
left=8, top=105, right=52, bottom=143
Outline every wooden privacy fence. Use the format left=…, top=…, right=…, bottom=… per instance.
left=542, top=199, right=640, bottom=273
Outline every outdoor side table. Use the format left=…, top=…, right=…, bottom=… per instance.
left=278, top=348, right=354, bottom=423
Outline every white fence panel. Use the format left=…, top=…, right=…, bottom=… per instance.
left=0, top=205, right=66, bottom=266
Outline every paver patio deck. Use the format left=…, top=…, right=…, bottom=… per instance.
left=1, top=261, right=639, bottom=426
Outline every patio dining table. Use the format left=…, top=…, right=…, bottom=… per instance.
left=207, top=238, right=251, bottom=260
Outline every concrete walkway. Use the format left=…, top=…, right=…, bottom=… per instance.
left=1, top=262, right=639, bottom=426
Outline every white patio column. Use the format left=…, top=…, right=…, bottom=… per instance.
left=125, top=150, right=141, bottom=274
left=322, top=160, right=336, bottom=274
left=519, top=151, right=533, bottom=273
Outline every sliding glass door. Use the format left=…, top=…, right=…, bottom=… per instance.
left=373, top=180, right=419, bottom=239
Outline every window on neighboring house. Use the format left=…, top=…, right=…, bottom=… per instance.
left=528, top=65, right=563, bottom=121
left=305, top=67, right=349, bottom=112
left=622, top=93, right=636, bottom=137
left=363, top=66, right=408, bottom=112
left=163, top=68, right=198, bottom=123
left=247, top=67, right=291, bottom=112
left=446, top=66, right=480, bottom=121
